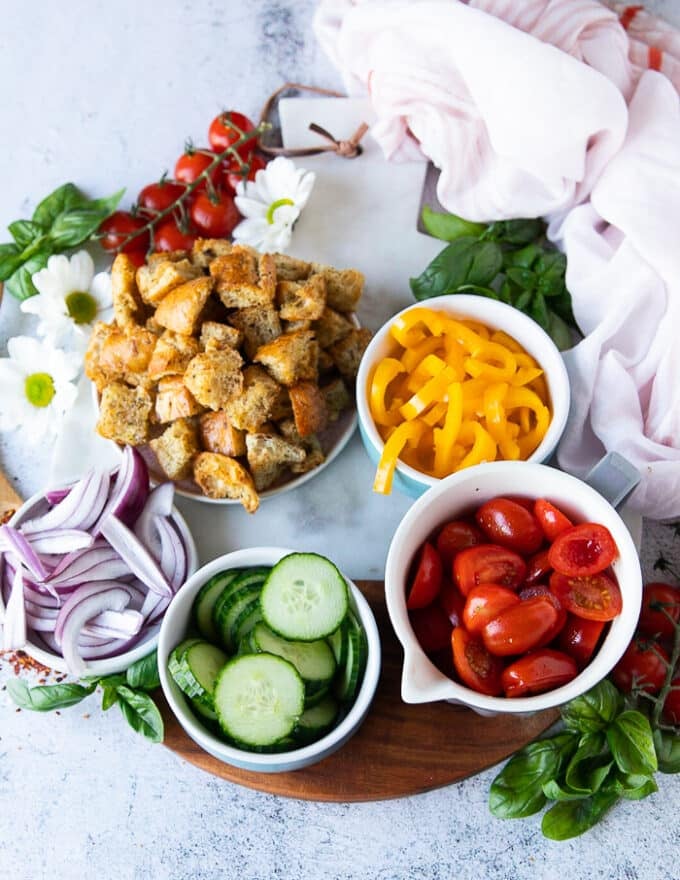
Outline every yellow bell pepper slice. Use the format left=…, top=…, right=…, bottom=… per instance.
left=464, top=341, right=517, bottom=382
left=512, top=366, right=544, bottom=387
left=390, top=308, right=445, bottom=347
left=400, top=336, right=444, bottom=371
left=483, top=383, right=520, bottom=461
left=400, top=365, right=456, bottom=421
left=373, top=421, right=425, bottom=494
left=406, top=354, right=447, bottom=394
left=422, top=401, right=448, bottom=427
left=458, top=422, right=497, bottom=470
left=490, top=330, right=524, bottom=353
left=433, top=383, right=463, bottom=477
left=370, top=359, right=406, bottom=427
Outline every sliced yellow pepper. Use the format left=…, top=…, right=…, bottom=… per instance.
left=400, top=365, right=456, bottom=420
left=422, top=401, right=448, bottom=427
left=406, top=354, right=447, bottom=394
left=373, top=421, right=425, bottom=494
left=433, top=383, right=463, bottom=477
left=400, top=336, right=444, bottom=372
left=484, top=383, right=520, bottom=461
left=464, top=341, right=517, bottom=382
left=390, top=308, right=445, bottom=347
left=458, top=422, right=497, bottom=469
left=370, top=359, right=406, bottom=427
left=491, top=330, right=524, bottom=353
left=512, top=366, right=544, bottom=387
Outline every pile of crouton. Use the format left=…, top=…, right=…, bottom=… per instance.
left=85, top=239, right=371, bottom=512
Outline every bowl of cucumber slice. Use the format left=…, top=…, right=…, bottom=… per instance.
left=158, top=547, right=381, bottom=773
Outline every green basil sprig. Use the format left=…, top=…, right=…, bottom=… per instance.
left=0, top=182, right=123, bottom=300
left=6, top=650, right=164, bottom=744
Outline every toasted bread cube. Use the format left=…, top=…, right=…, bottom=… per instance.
left=318, top=349, right=335, bottom=375
left=283, top=319, right=312, bottom=333
left=150, top=418, right=200, bottom=480
left=184, top=348, right=244, bottom=410
left=85, top=322, right=116, bottom=392
left=277, top=274, right=326, bottom=322
left=224, top=365, right=282, bottom=432
left=321, top=377, right=352, bottom=422
left=136, top=258, right=201, bottom=305
left=254, top=329, right=318, bottom=387
left=191, top=237, right=233, bottom=269
left=97, top=382, right=153, bottom=446
left=111, top=253, right=146, bottom=328
left=289, top=381, right=328, bottom=437
left=245, top=433, right=306, bottom=491
left=229, top=306, right=282, bottom=360
left=193, top=452, right=259, bottom=512
left=273, top=253, right=311, bottom=282
left=269, top=386, right=293, bottom=422
left=154, top=277, right=213, bottom=336
left=95, top=324, right=157, bottom=387
left=199, top=411, right=246, bottom=457
left=145, top=316, right=165, bottom=336
left=199, top=321, right=241, bottom=351
left=210, top=246, right=275, bottom=309
left=328, top=327, right=372, bottom=381
left=147, top=330, right=200, bottom=381
left=314, top=307, right=354, bottom=349
left=279, top=419, right=326, bottom=474
left=310, top=265, right=364, bottom=313
left=154, top=376, right=203, bottom=423
left=147, top=251, right=189, bottom=267
left=258, top=252, right=277, bottom=300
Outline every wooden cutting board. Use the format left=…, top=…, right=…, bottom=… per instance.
left=161, top=579, right=559, bottom=801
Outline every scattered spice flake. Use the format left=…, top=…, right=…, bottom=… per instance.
left=0, top=650, right=54, bottom=678
left=0, top=508, right=16, bottom=525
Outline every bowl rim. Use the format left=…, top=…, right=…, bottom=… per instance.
left=384, top=460, right=642, bottom=713
left=158, top=546, right=382, bottom=767
left=2, top=484, right=199, bottom=675
left=355, top=294, right=571, bottom=490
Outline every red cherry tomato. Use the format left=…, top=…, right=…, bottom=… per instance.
left=611, top=639, right=669, bottom=694
left=137, top=180, right=186, bottom=215
left=453, top=544, right=527, bottom=597
left=525, top=548, right=552, bottom=586
left=174, top=151, right=220, bottom=187
left=533, top=499, right=573, bottom=542
left=638, top=582, right=680, bottom=640
left=189, top=190, right=241, bottom=238
left=518, top=586, right=567, bottom=647
left=451, top=627, right=504, bottom=696
left=482, top=595, right=562, bottom=657
left=407, top=542, right=443, bottom=610
left=549, top=571, right=622, bottom=621
left=475, top=498, right=543, bottom=555
left=435, top=520, right=484, bottom=568
left=154, top=220, right=197, bottom=253
left=225, top=153, right=267, bottom=191
left=662, top=675, right=680, bottom=725
left=462, top=584, right=520, bottom=635
left=505, top=495, right=534, bottom=511
left=548, top=523, right=617, bottom=577
left=208, top=111, right=257, bottom=160
left=99, top=211, right=150, bottom=254
left=439, top=578, right=465, bottom=626
left=502, top=649, right=578, bottom=697
left=124, top=249, right=148, bottom=268
left=409, top=603, right=452, bottom=653
left=557, top=614, right=605, bottom=669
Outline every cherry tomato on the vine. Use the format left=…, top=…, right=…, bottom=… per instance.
left=548, top=523, right=617, bottom=577
left=225, top=153, right=267, bottom=192
left=611, top=639, right=669, bottom=694
left=154, top=219, right=197, bottom=253
left=462, top=584, right=519, bottom=635
left=638, top=582, right=680, bottom=640
left=557, top=614, right=605, bottom=669
left=453, top=544, right=527, bottom=596
left=451, top=627, right=504, bottom=696
left=189, top=190, right=241, bottom=238
left=663, top=676, right=680, bottom=725
left=502, top=649, right=578, bottom=697
left=475, top=497, right=544, bottom=555
left=174, top=150, right=220, bottom=187
left=534, top=499, right=573, bottom=542
left=435, top=520, right=484, bottom=568
left=208, top=111, right=256, bottom=159
left=99, top=211, right=150, bottom=254
left=549, top=571, right=622, bottom=621
left=137, top=180, right=186, bottom=215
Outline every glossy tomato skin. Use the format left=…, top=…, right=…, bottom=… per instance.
left=557, top=614, right=605, bottom=669
left=154, top=220, right=197, bottom=253
left=435, top=520, right=484, bottom=568
left=208, top=111, right=256, bottom=159
left=462, top=584, right=520, bottom=635
left=409, top=603, right=452, bottom=653
left=638, top=582, right=680, bottom=640
left=174, top=151, right=220, bottom=187
left=475, top=498, right=544, bottom=555
left=225, top=153, right=267, bottom=191
left=525, top=548, right=552, bottom=587
left=548, top=522, right=617, bottom=577
left=406, top=542, right=443, bottom=610
left=502, top=649, right=578, bottom=697
left=482, top=595, right=561, bottom=656
left=662, top=675, right=680, bottom=725
left=611, top=639, right=669, bottom=694
left=534, top=499, right=573, bottom=542
left=189, top=190, right=241, bottom=238
left=137, top=181, right=186, bottom=215
left=451, top=627, right=504, bottom=696
left=549, top=571, right=622, bottom=621
left=99, top=211, right=150, bottom=254
left=453, top=544, right=527, bottom=597
left=439, top=578, right=465, bottom=627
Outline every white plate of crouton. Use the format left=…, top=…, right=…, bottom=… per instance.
left=85, top=238, right=372, bottom=513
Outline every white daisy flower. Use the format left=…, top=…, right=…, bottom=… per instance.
left=233, top=156, right=315, bottom=253
left=0, top=336, right=80, bottom=443
left=21, top=251, right=112, bottom=350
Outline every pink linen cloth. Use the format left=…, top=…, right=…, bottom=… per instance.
left=314, top=0, right=680, bottom=519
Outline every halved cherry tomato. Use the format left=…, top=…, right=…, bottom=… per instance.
left=225, top=153, right=267, bottom=191
left=534, top=499, right=573, bottom=542
left=439, top=578, right=465, bottom=626
left=208, top=111, right=256, bottom=159
left=174, top=150, right=220, bottom=187
left=453, top=544, right=527, bottom=597
left=190, top=190, right=241, bottom=238
left=475, top=498, right=543, bottom=555
left=549, top=571, right=622, bottom=621
left=506, top=496, right=534, bottom=511
left=525, top=548, right=552, bottom=586
left=99, top=211, right=150, bottom=254
left=502, top=649, right=578, bottom=697
left=662, top=675, right=680, bottom=725
left=557, top=614, right=605, bottom=669
left=435, top=520, right=484, bottom=568
left=518, top=586, right=567, bottom=647
left=407, top=542, right=443, bottom=610
left=548, top=523, right=617, bottom=576
left=154, top=219, right=197, bottom=253
left=137, top=180, right=186, bottom=215
left=409, top=603, right=452, bottom=653
left=463, top=584, right=519, bottom=635
left=482, top=596, right=561, bottom=656
left=451, top=627, right=504, bottom=696
left=638, top=582, right=680, bottom=640
left=611, top=639, right=669, bottom=694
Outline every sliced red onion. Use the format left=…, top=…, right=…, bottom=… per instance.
left=21, top=470, right=96, bottom=535
left=29, top=529, right=94, bottom=555
left=48, top=544, right=130, bottom=588
left=3, top=568, right=26, bottom=651
left=83, top=609, right=143, bottom=640
left=134, top=482, right=175, bottom=554
left=99, top=515, right=172, bottom=598
left=45, top=486, right=71, bottom=504
left=94, top=446, right=149, bottom=533
left=55, top=585, right=130, bottom=676
left=76, top=633, right=142, bottom=660
left=154, top=515, right=187, bottom=591
left=0, top=526, right=49, bottom=581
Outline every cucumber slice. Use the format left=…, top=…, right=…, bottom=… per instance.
left=333, top=612, right=367, bottom=704
left=327, top=618, right=349, bottom=667
left=214, top=653, right=305, bottom=747
left=191, top=696, right=218, bottom=722
left=212, top=569, right=269, bottom=646
left=304, top=680, right=330, bottom=708
left=295, top=695, right=338, bottom=743
left=250, top=622, right=336, bottom=684
left=169, top=641, right=228, bottom=706
left=193, top=571, right=241, bottom=641
left=261, top=553, right=348, bottom=641
left=216, top=583, right=264, bottom=653
left=232, top=601, right=263, bottom=648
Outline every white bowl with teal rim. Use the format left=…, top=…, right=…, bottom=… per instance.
left=158, top=546, right=381, bottom=773
left=356, top=295, right=570, bottom=498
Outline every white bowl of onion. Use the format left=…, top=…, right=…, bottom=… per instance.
left=0, top=446, right=198, bottom=677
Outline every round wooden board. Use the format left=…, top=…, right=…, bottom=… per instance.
left=161, top=580, right=559, bottom=801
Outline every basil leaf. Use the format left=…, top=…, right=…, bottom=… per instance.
left=535, top=251, right=566, bottom=279
left=547, top=310, right=574, bottom=351
left=654, top=729, right=680, bottom=774
left=505, top=267, right=536, bottom=291
left=616, top=771, right=657, bottom=801
left=421, top=206, right=486, bottom=242
left=97, top=673, right=127, bottom=689
left=607, top=710, right=658, bottom=776
left=528, top=292, right=550, bottom=330
left=550, top=288, right=577, bottom=326
left=48, top=188, right=124, bottom=247
left=126, top=650, right=160, bottom=692
left=542, top=779, right=587, bottom=802
left=8, top=220, right=44, bottom=250
left=7, top=678, right=96, bottom=712
left=514, top=289, right=534, bottom=312
left=483, top=218, right=545, bottom=246
left=116, top=685, right=164, bottom=743
left=32, top=182, right=85, bottom=228
left=564, top=732, right=611, bottom=793
left=541, top=789, right=620, bottom=840
left=561, top=680, right=623, bottom=734
left=489, top=733, right=577, bottom=819
left=504, top=243, right=542, bottom=269
left=101, top=686, right=119, bottom=712
left=5, top=251, right=51, bottom=300
left=410, top=238, right=503, bottom=301
left=0, top=243, right=25, bottom=282
left=454, top=284, right=499, bottom=299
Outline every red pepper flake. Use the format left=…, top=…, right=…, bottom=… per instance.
left=648, top=45, right=663, bottom=71
left=620, top=5, right=643, bottom=30
left=0, top=650, right=54, bottom=678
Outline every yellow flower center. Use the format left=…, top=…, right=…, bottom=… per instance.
left=65, top=291, right=97, bottom=325
left=25, top=373, right=55, bottom=408
left=266, top=198, right=295, bottom=225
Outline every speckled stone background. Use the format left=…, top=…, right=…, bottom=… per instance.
left=1, top=2, right=680, bottom=879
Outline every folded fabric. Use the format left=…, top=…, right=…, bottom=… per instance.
left=315, top=0, right=680, bottom=518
